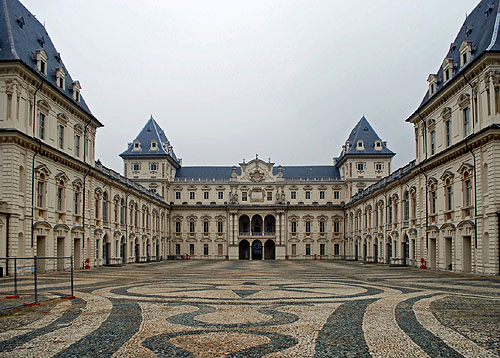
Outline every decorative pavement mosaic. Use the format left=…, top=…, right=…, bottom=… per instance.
left=0, top=260, right=499, bottom=357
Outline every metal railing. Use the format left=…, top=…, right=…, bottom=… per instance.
left=0, top=256, right=74, bottom=309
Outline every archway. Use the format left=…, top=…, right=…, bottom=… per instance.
left=373, top=242, right=378, bottom=263
left=239, top=215, right=250, bottom=234
left=121, top=237, right=126, bottom=264
left=264, top=215, right=276, bottom=234
left=239, top=240, right=250, bottom=260
left=264, top=240, right=276, bottom=260
left=386, top=237, right=392, bottom=264
left=252, top=240, right=263, bottom=260
left=135, top=239, right=140, bottom=263
left=251, top=216, right=263, bottom=234
left=103, top=234, right=110, bottom=265
left=402, top=234, right=410, bottom=266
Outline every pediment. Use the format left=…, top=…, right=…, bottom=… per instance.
left=235, top=158, right=283, bottom=183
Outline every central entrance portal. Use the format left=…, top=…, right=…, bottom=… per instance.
left=252, top=240, right=263, bottom=260
left=239, top=240, right=250, bottom=260
left=264, top=240, right=276, bottom=260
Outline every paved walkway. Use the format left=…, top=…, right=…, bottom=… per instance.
left=0, top=261, right=499, bottom=357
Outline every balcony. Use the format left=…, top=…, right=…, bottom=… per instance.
left=239, top=231, right=275, bottom=237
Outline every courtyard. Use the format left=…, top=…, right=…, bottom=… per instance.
left=0, top=261, right=499, bottom=357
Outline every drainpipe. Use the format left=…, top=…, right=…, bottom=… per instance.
left=0, top=212, right=11, bottom=276
left=30, top=81, right=43, bottom=249
left=463, top=73, right=478, bottom=248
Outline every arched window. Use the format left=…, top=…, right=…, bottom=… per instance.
left=102, top=192, right=108, bottom=222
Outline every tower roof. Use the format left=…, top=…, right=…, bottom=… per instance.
left=0, top=0, right=100, bottom=125
left=120, top=116, right=179, bottom=164
left=414, top=0, right=500, bottom=114
left=338, top=116, right=394, bottom=164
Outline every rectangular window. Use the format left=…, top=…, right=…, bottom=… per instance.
left=150, top=163, right=158, bottom=171
left=376, top=163, right=382, bottom=171
left=175, top=192, right=181, bottom=200
left=58, top=125, right=64, bottom=149
left=75, top=135, right=80, bottom=157
left=291, top=191, right=297, bottom=199
left=446, top=185, right=453, bottom=211
left=189, top=221, right=195, bottom=233
left=465, top=179, right=472, bottom=207
left=320, top=243, right=325, bottom=256
left=218, top=244, right=223, bottom=256
left=334, top=244, right=340, bottom=256
left=217, top=221, right=223, bottom=233
left=242, top=192, right=247, bottom=201
left=267, top=192, right=272, bottom=201
left=39, top=113, right=45, bottom=139
left=357, top=163, right=365, bottom=171
left=334, top=221, right=340, bottom=233
left=189, top=192, right=195, bottom=200
left=175, top=244, right=181, bottom=255
left=74, top=192, right=79, bottom=215
left=189, top=244, right=195, bottom=256
left=445, top=120, right=451, bottom=147
left=463, top=107, right=470, bottom=137
left=306, top=244, right=311, bottom=256
left=320, top=191, right=325, bottom=199
left=305, top=191, right=311, bottom=199
left=430, top=191, right=437, bottom=214
left=133, top=163, right=140, bottom=171
left=291, top=221, right=297, bottom=233
left=430, top=131, right=436, bottom=155
left=334, top=191, right=340, bottom=200
left=204, top=191, right=209, bottom=200
left=305, top=221, right=311, bottom=233
left=203, top=221, right=209, bottom=233
left=320, top=221, right=325, bottom=233
left=204, top=244, right=209, bottom=256
left=175, top=221, right=181, bottom=233
left=57, top=186, right=63, bottom=211
left=291, top=244, right=297, bottom=256
left=36, top=181, right=44, bottom=207
left=218, top=191, right=223, bottom=200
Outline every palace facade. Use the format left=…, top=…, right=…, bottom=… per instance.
left=0, top=0, right=499, bottom=276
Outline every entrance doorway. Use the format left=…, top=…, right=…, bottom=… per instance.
left=103, top=239, right=110, bottom=265
left=121, top=239, right=126, bottom=264
left=444, top=237, right=452, bottom=270
left=36, top=236, right=46, bottom=272
left=463, top=236, right=471, bottom=273
left=354, top=243, right=359, bottom=261
left=239, top=240, right=250, bottom=260
left=374, top=243, right=378, bottom=263
left=264, top=240, right=276, bottom=260
left=74, top=238, right=81, bottom=270
left=252, top=240, right=263, bottom=260
left=135, top=240, right=140, bottom=263
left=429, top=238, right=437, bottom=270
left=57, top=237, right=65, bottom=271
left=403, top=239, right=410, bottom=266
left=387, top=241, right=392, bottom=264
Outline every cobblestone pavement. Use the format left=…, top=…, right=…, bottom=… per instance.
left=1, top=260, right=499, bottom=357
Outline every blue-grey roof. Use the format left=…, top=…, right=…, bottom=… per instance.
left=120, top=116, right=179, bottom=164
left=416, top=0, right=500, bottom=112
left=0, top=0, right=98, bottom=123
left=175, top=165, right=340, bottom=180
left=338, top=116, right=394, bottom=162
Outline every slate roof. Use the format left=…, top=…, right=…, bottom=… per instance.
left=120, top=116, right=179, bottom=164
left=413, top=0, right=500, bottom=115
left=337, top=116, right=394, bottom=163
left=175, top=165, right=340, bottom=180
left=0, top=0, right=99, bottom=124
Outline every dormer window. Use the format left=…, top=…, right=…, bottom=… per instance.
left=150, top=141, right=158, bottom=151
left=34, top=49, right=48, bottom=76
left=56, top=67, right=65, bottom=90
left=459, top=41, right=472, bottom=68
left=427, top=74, right=438, bottom=96
left=15, top=16, right=25, bottom=29
left=133, top=141, right=141, bottom=151
left=71, top=81, right=81, bottom=102
left=443, top=59, right=453, bottom=83
left=375, top=140, right=382, bottom=150
left=357, top=140, right=364, bottom=150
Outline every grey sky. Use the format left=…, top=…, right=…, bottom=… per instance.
left=22, top=0, right=477, bottom=172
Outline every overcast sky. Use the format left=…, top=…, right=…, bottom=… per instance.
left=22, top=0, right=477, bottom=173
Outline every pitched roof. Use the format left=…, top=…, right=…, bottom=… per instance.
left=0, top=0, right=99, bottom=124
left=175, top=165, right=340, bottom=180
left=338, top=116, right=394, bottom=163
left=120, top=116, right=179, bottom=163
left=414, top=0, right=500, bottom=113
